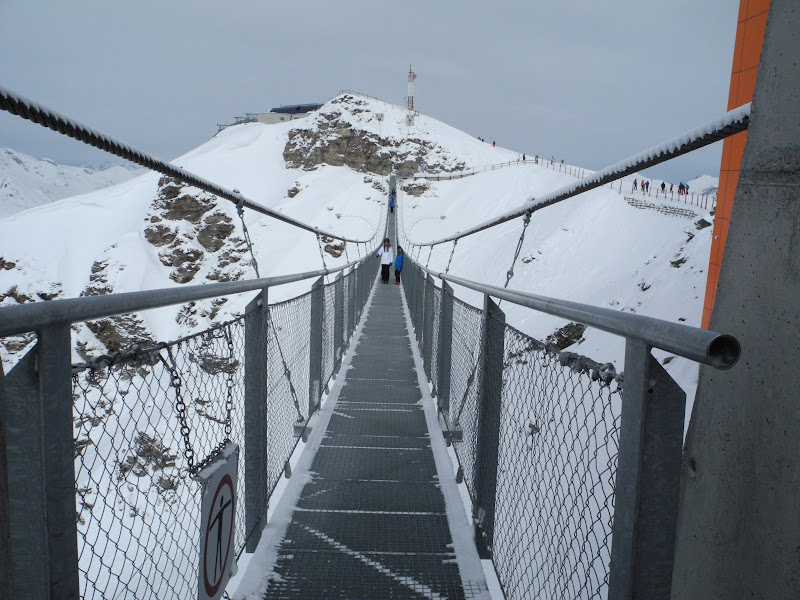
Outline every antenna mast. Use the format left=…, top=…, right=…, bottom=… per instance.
left=407, top=65, right=416, bottom=111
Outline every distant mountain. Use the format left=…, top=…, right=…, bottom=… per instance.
left=0, top=147, right=139, bottom=219
left=687, top=174, right=719, bottom=197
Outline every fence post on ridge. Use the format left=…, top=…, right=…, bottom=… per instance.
left=423, top=274, right=435, bottom=382
left=2, top=325, right=80, bottom=599
left=334, top=273, right=344, bottom=372
left=436, top=281, right=454, bottom=416
left=244, top=287, right=269, bottom=552
left=607, top=339, right=685, bottom=599
left=473, top=294, right=505, bottom=558
left=308, top=276, right=324, bottom=416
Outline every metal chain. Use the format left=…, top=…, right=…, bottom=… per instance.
left=267, top=311, right=304, bottom=422
left=160, top=348, right=196, bottom=474
left=223, top=328, right=235, bottom=441
left=445, top=239, right=458, bottom=274
left=237, top=201, right=261, bottom=278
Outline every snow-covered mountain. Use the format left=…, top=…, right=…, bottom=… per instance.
left=0, top=92, right=717, bottom=416
left=0, top=147, right=139, bottom=219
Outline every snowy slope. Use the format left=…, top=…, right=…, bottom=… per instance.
left=0, top=92, right=716, bottom=416
left=0, top=147, right=139, bottom=218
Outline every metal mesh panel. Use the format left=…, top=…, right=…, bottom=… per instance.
left=73, top=319, right=246, bottom=600
left=491, top=322, right=621, bottom=599
left=267, top=293, right=311, bottom=493
left=445, top=297, right=485, bottom=499
left=430, top=283, right=442, bottom=392
left=321, top=281, right=336, bottom=390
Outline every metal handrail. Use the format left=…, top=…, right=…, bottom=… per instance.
left=412, top=103, right=750, bottom=247
left=0, top=257, right=368, bottom=337
left=417, top=265, right=740, bottom=369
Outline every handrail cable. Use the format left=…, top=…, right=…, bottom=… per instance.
left=413, top=261, right=740, bottom=370
left=410, top=103, right=750, bottom=248
left=0, top=85, right=372, bottom=244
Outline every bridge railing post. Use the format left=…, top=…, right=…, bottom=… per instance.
left=436, top=281, right=454, bottom=415
left=308, top=276, right=324, bottom=416
left=414, top=264, right=424, bottom=344
left=473, top=294, right=505, bottom=558
left=334, top=273, right=344, bottom=372
left=423, top=274, right=435, bottom=381
left=2, top=325, right=80, bottom=599
left=244, top=287, right=269, bottom=552
left=607, top=339, right=685, bottom=599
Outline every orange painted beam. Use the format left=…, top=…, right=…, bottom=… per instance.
left=702, top=0, right=771, bottom=328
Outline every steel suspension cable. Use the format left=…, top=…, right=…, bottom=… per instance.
left=411, top=103, right=751, bottom=248
left=0, top=85, right=372, bottom=244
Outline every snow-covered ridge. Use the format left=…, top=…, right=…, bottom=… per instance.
left=0, top=147, right=139, bottom=219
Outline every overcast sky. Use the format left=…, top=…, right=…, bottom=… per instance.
left=1, top=1, right=738, bottom=183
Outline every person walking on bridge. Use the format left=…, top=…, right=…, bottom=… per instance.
left=377, top=238, right=394, bottom=284
left=394, top=247, right=404, bottom=285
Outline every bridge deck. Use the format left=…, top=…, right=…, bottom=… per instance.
left=259, top=218, right=484, bottom=599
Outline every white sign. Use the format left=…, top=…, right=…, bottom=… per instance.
left=197, top=443, right=239, bottom=600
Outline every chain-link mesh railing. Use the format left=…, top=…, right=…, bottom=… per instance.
left=402, top=264, right=623, bottom=600
left=62, top=258, right=381, bottom=599
left=73, top=319, right=246, bottom=600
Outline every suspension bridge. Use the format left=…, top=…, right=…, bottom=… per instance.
left=2, top=5, right=798, bottom=596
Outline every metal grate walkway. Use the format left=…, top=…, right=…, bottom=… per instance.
left=261, top=215, right=483, bottom=599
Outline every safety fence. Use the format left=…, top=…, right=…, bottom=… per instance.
left=410, top=157, right=715, bottom=211
left=400, top=258, right=739, bottom=599
left=0, top=257, right=378, bottom=600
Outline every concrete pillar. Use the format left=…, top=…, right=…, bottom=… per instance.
left=672, top=2, right=800, bottom=597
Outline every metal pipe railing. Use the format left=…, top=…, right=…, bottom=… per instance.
left=418, top=267, right=740, bottom=369
left=0, top=258, right=367, bottom=338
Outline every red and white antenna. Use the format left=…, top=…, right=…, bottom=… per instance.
left=407, top=64, right=416, bottom=111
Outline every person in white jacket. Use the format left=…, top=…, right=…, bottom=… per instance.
left=376, top=238, right=394, bottom=284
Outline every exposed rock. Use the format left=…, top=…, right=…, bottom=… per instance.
left=287, top=184, right=301, bottom=198
left=197, top=212, right=235, bottom=252
left=0, top=257, right=17, bottom=270
left=144, top=224, right=178, bottom=247
left=695, top=218, right=712, bottom=230
left=545, top=322, right=587, bottom=351
left=0, top=285, right=34, bottom=304
left=85, top=314, right=154, bottom=354
left=402, top=182, right=429, bottom=197
left=82, top=260, right=114, bottom=297
left=1, top=332, right=35, bottom=353
left=325, top=242, right=345, bottom=258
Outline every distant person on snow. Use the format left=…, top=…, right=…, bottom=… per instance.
left=633, top=179, right=638, bottom=191
left=377, top=238, right=394, bottom=284
left=670, top=183, right=674, bottom=194
left=523, top=154, right=526, bottom=161
left=685, top=183, right=690, bottom=195
left=646, top=181, right=650, bottom=193
left=492, top=141, right=496, bottom=147
left=661, top=181, right=666, bottom=195
left=535, top=154, right=539, bottom=164
left=678, top=182, right=685, bottom=195
left=394, top=247, right=404, bottom=285
left=389, top=200, right=395, bottom=213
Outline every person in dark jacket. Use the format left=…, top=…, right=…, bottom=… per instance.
left=394, top=247, right=404, bottom=285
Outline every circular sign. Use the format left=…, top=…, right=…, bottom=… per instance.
left=203, top=473, right=235, bottom=597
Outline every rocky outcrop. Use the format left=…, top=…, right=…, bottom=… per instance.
left=283, top=95, right=466, bottom=177
left=144, top=177, right=247, bottom=285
